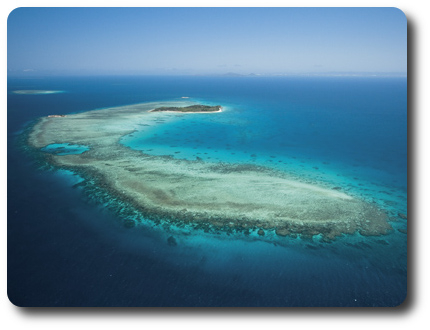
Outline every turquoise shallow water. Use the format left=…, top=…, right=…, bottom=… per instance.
left=121, top=79, right=407, bottom=218
left=8, top=76, right=407, bottom=306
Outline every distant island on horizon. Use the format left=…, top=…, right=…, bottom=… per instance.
left=7, top=70, right=407, bottom=78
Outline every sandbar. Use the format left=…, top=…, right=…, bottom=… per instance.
left=27, top=101, right=391, bottom=240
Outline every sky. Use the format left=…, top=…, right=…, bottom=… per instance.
left=7, top=7, right=407, bottom=76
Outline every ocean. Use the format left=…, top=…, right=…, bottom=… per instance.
left=7, top=75, right=407, bottom=307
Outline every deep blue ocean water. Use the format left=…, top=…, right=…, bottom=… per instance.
left=7, top=75, right=407, bottom=307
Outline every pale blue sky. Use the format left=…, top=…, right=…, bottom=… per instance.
left=7, top=7, right=407, bottom=75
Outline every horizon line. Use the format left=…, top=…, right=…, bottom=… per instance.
left=7, top=71, right=407, bottom=78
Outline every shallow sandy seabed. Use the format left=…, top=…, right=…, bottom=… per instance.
left=28, top=101, right=391, bottom=240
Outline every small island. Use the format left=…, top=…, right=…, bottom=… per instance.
left=150, top=104, right=222, bottom=113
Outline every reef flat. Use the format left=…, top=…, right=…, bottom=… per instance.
left=28, top=101, right=391, bottom=240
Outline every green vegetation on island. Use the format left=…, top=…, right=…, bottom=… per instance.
left=151, top=104, right=221, bottom=113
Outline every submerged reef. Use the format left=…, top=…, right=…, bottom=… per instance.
left=12, top=90, right=63, bottom=95
left=27, top=101, right=392, bottom=240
